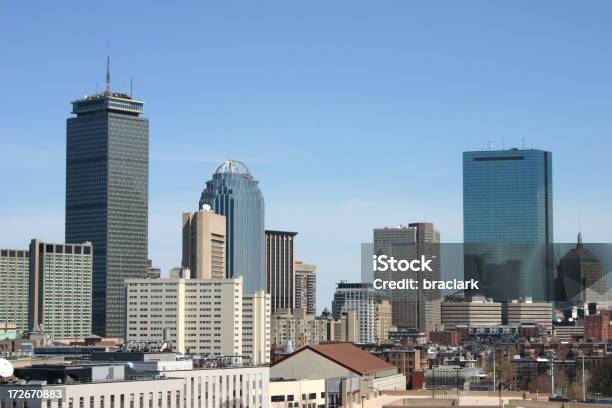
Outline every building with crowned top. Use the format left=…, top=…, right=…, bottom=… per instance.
left=199, top=160, right=265, bottom=293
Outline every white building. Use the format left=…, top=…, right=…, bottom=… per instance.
left=503, top=298, right=552, bottom=333
left=243, top=290, right=271, bottom=365
left=271, top=343, right=405, bottom=404
left=21, top=360, right=269, bottom=408
left=125, top=276, right=243, bottom=357
left=441, top=298, right=502, bottom=328
left=270, top=379, right=325, bottom=408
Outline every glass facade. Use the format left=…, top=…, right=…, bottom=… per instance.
left=199, top=160, right=265, bottom=293
left=66, top=92, right=149, bottom=338
left=463, top=149, right=553, bottom=301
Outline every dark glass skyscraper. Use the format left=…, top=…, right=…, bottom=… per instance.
left=66, top=90, right=149, bottom=338
left=199, top=160, right=265, bottom=293
left=463, top=148, right=553, bottom=301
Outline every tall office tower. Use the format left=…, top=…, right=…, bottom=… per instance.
left=66, top=84, right=149, bottom=338
left=126, top=276, right=243, bottom=357
left=28, top=240, right=93, bottom=340
left=295, top=261, right=317, bottom=315
left=199, top=160, right=265, bottom=293
left=557, top=232, right=608, bottom=302
left=265, top=230, right=297, bottom=313
left=373, top=223, right=441, bottom=332
left=243, top=290, right=271, bottom=365
left=0, top=248, right=29, bottom=334
left=182, top=209, right=226, bottom=279
left=332, top=282, right=377, bottom=343
left=463, top=148, right=553, bottom=301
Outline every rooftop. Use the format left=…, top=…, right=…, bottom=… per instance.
left=273, top=343, right=396, bottom=376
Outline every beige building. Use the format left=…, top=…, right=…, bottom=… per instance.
left=295, top=261, right=317, bottom=315
left=441, top=298, right=502, bottom=328
left=331, top=310, right=359, bottom=343
left=182, top=209, right=226, bottom=279
left=271, top=308, right=328, bottom=349
left=29, top=239, right=93, bottom=340
left=375, top=300, right=393, bottom=343
left=125, top=276, right=243, bottom=357
left=503, top=298, right=552, bottom=332
left=0, top=248, right=29, bottom=334
left=243, top=290, right=271, bottom=365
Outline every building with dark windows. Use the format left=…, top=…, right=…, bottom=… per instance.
left=373, top=223, right=441, bottom=332
left=199, top=160, right=265, bottom=293
left=556, top=232, right=608, bottom=303
left=265, top=230, right=297, bottom=313
left=66, top=87, right=149, bottom=338
left=295, top=261, right=317, bottom=315
left=0, top=248, right=30, bottom=334
left=463, top=148, right=553, bottom=301
left=28, top=240, right=93, bottom=340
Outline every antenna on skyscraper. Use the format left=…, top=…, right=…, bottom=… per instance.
left=130, top=77, right=134, bottom=98
left=105, top=41, right=111, bottom=94
left=522, top=138, right=525, bottom=150
left=488, top=139, right=492, bottom=151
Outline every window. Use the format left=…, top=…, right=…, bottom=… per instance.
left=271, top=396, right=285, bottom=402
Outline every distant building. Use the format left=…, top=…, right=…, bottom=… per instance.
left=125, top=276, right=243, bottom=358
left=295, top=261, right=317, bottom=315
left=66, top=90, right=149, bottom=338
left=28, top=239, right=93, bottom=340
left=181, top=209, right=226, bottom=279
left=0, top=248, right=29, bottom=334
left=265, top=230, right=297, bottom=313
left=199, top=160, right=265, bottom=293
left=441, top=298, right=502, bottom=328
left=271, top=308, right=329, bottom=350
left=333, top=282, right=377, bottom=343
left=370, top=348, right=421, bottom=389
left=243, top=290, right=271, bottom=365
left=373, top=223, right=441, bottom=332
left=146, top=260, right=161, bottom=279
left=557, top=232, right=608, bottom=302
left=375, top=300, right=393, bottom=343
left=463, top=148, right=553, bottom=302
left=429, top=330, right=460, bottom=346
left=502, top=298, right=552, bottom=333
left=584, top=309, right=611, bottom=342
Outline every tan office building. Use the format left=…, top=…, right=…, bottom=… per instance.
left=243, top=290, right=271, bottom=365
left=441, top=298, right=502, bottom=328
left=503, top=298, right=552, bottom=332
left=182, top=209, right=226, bottom=279
left=375, top=300, right=393, bottom=343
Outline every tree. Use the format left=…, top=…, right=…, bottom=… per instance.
left=528, top=373, right=552, bottom=394
left=589, top=359, right=612, bottom=397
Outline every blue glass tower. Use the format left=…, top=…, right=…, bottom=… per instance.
left=199, top=160, right=265, bottom=293
left=463, top=148, right=553, bottom=301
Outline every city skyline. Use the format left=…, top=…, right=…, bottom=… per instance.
left=2, top=2, right=612, bottom=313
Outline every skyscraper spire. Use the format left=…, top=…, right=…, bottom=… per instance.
left=105, top=42, right=111, bottom=94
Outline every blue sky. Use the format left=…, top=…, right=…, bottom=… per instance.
left=1, top=1, right=612, bottom=312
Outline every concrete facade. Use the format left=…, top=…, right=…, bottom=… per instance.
left=181, top=210, right=226, bottom=279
